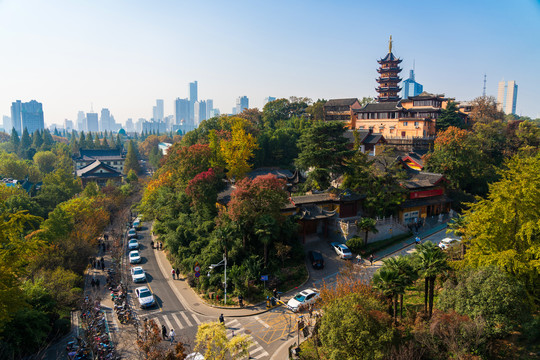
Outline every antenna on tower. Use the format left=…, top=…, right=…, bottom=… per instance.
left=91, top=102, right=94, bottom=112
left=482, top=74, right=487, bottom=97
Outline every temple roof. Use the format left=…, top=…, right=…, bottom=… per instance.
left=298, top=205, right=337, bottom=220
left=356, top=101, right=401, bottom=112
left=76, top=160, right=122, bottom=177
left=400, top=170, right=446, bottom=189
left=75, top=148, right=125, bottom=161
left=378, top=52, right=402, bottom=63
left=400, top=194, right=452, bottom=209
left=324, top=98, right=359, bottom=107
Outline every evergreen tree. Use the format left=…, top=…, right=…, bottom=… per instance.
left=124, top=140, right=140, bottom=174
left=53, top=128, right=60, bottom=136
left=94, top=133, right=102, bottom=148
left=436, top=101, right=465, bottom=132
left=102, top=136, right=109, bottom=149
left=41, top=129, right=54, bottom=150
left=79, top=132, right=86, bottom=149
left=19, top=128, right=32, bottom=157
left=32, top=129, right=43, bottom=149
left=115, top=134, right=121, bottom=149
left=69, top=136, right=79, bottom=154
left=86, top=132, right=95, bottom=149
left=10, top=128, right=20, bottom=152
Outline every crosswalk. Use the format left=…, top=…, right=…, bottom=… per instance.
left=148, top=311, right=202, bottom=330
left=225, top=319, right=269, bottom=359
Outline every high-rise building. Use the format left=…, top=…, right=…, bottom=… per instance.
left=194, top=100, right=207, bottom=126
left=497, top=80, right=518, bottom=115
left=20, top=100, right=45, bottom=134
left=401, top=69, right=423, bottom=99
left=235, top=96, right=249, bottom=114
left=77, top=111, right=86, bottom=131
left=126, top=118, right=134, bottom=133
left=153, top=99, right=164, bottom=122
left=376, top=36, right=402, bottom=102
left=100, top=108, right=111, bottom=132
left=10, top=100, right=22, bottom=134
left=206, top=100, right=213, bottom=119
left=175, top=97, right=191, bottom=130
left=64, top=119, right=74, bottom=131
left=189, top=81, right=198, bottom=125
left=2, top=115, right=11, bottom=132
left=85, top=112, right=99, bottom=133
left=264, top=96, right=276, bottom=105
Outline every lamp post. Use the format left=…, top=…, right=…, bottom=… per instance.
left=208, top=254, right=227, bottom=304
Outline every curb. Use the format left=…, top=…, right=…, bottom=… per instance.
left=377, top=225, right=448, bottom=261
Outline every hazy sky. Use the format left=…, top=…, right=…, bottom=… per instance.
left=1, top=0, right=540, bottom=126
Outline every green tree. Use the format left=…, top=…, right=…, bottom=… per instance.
left=33, top=151, right=57, bottom=174
left=19, top=128, right=32, bottom=158
left=31, top=130, right=43, bottom=150
left=126, top=169, right=138, bottom=184
left=436, top=101, right=465, bottom=131
left=305, top=99, right=327, bottom=120
left=414, top=242, right=448, bottom=318
left=372, top=266, right=402, bottom=322
left=437, top=266, right=531, bottom=336
left=355, top=217, right=378, bottom=246
left=318, top=292, right=394, bottom=360
left=124, top=140, right=140, bottom=175
left=78, top=132, right=86, bottom=150
left=254, top=214, right=278, bottom=268
left=10, top=128, right=20, bottom=152
left=86, top=132, right=95, bottom=149
left=382, top=256, right=417, bottom=319
left=41, top=129, right=54, bottom=151
left=461, top=153, right=540, bottom=299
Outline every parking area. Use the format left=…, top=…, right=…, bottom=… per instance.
left=302, top=235, right=348, bottom=285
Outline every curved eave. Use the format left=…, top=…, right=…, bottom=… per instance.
left=377, top=67, right=402, bottom=73
left=376, top=77, right=402, bottom=83
left=377, top=58, right=403, bottom=65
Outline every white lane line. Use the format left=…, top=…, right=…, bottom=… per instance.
left=255, top=316, right=270, bottom=329
left=179, top=311, right=193, bottom=327
left=152, top=317, right=162, bottom=329
left=191, top=312, right=202, bottom=325
left=163, top=315, right=175, bottom=332
left=171, top=313, right=185, bottom=330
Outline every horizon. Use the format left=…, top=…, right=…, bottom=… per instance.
left=1, top=0, right=540, bottom=127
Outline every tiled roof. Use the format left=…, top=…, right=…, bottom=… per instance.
left=343, top=130, right=385, bottom=145
left=324, top=98, right=359, bottom=107
left=356, top=101, right=401, bottom=112
left=76, top=160, right=122, bottom=177
left=79, top=149, right=123, bottom=157
left=401, top=171, right=445, bottom=189
left=247, top=168, right=294, bottom=180
left=400, top=194, right=452, bottom=209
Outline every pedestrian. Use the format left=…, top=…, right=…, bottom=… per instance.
left=169, top=329, right=175, bottom=344
left=175, top=268, right=180, bottom=279
left=369, top=254, right=374, bottom=266
left=95, top=278, right=100, bottom=289
left=219, top=314, right=224, bottom=324
left=162, top=325, right=167, bottom=340
left=160, top=242, right=163, bottom=250
left=90, top=278, right=96, bottom=288
left=101, top=260, right=105, bottom=271
left=238, top=294, right=244, bottom=307
left=171, top=268, right=176, bottom=280
left=151, top=240, right=154, bottom=249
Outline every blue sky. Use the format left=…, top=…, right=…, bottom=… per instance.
left=1, top=0, right=539, bottom=126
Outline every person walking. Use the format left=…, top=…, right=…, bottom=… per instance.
left=169, top=329, right=176, bottom=344
left=162, top=325, right=167, bottom=340
left=171, top=269, right=176, bottom=280
left=151, top=240, right=154, bottom=249
left=175, top=268, right=180, bottom=279
left=219, top=314, right=224, bottom=324
left=95, top=278, right=100, bottom=289
left=100, top=259, right=105, bottom=271
left=369, top=254, right=374, bottom=266
left=90, top=278, right=96, bottom=289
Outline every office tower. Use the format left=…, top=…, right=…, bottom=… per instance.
left=20, top=100, right=45, bottom=134
left=235, top=96, right=249, bottom=114
left=136, top=118, right=145, bottom=133
left=206, top=99, right=214, bottom=119
left=189, top=81, right=198, bottom=124
left=497, top=80, right=518, bottom=115
left=126, top=118, right=134, bottom=133
left=264, top=96, right=276, bottom=105
left=401, top=69, right=423, bottom=99
left=10, top=100, right=22, bottom=134
left=194, top=100, right=207, bottom=126
left=77, top=111, right=86, bottom=131
left=175, top=97, right=191, bottom=129
left=153, top=99, right=164, bottom=122
left=100, top=108, right=111, bottom=132
left=64, top=119, right=74, bottom=132
left=85, top=112, right=99, bottom=133
left=2, top=115, right=11, bottom=132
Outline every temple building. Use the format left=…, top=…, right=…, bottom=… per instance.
left=376, top=36, right=402, bottom=102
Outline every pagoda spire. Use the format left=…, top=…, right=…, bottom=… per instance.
left=376, top=37, right=402, bottom=102
left=389, top=35, right=393, bottom=53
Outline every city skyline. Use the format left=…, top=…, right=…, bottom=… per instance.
left=1, top=0, right=540, bottom=127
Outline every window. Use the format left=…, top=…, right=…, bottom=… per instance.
left=403, top=122, right=408, bottom=126
left=414, top=122, right=419, bottom=126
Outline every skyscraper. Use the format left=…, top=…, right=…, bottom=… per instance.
left=194, top=100, right=207, bottom=126
left=10, top=100, right=22, bottom=134
left=20, top=100, right=44, bottom=134
left=401, top=69, right=423, bottom=99
left=175, top=97, right=191, bottom=130
left=206, top=99, right=214, bottom=119
left=126, top=118, right=134, bottom=133
left=64, top=119, right=74, bottom=132
left=100, top=108, right=111, bottom=132
left=189, top=81, right=198, bottom=125
left=86, top=112, right=99, bottom=133
left=2, top=115, right=11, bottom=132
left=264, top=96, right=276, bottom=105
left=235, top=96, right=249, bottom=114
left=497, top=80, right=518, bottom=115
left=153, top=99, right=164, bottom=122
left=77, top=111, right=86, bottom=131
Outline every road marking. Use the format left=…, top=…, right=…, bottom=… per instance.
left=180, top=311, right=193, bottom=327
left=144, top=282, right=162, bottom=313
left=255, top=316, right=270, bottom=329
left=191, top=312, right=201, bottom=325
left=171, top=313, right=185, bottom=330
left=152, top=317, right=162, bottom=328
left=163, top=315, right=175, bottom=332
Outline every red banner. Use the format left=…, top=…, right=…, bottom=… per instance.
left=410, top=188, right=444, bottom=199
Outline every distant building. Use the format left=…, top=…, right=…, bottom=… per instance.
left=323, top=98, right=362, bottom=128
left=125, top=118, right=134, bottom=133
left=10, top=100, right=22, bottom=134
left=264, top=96, right=276, bottom=105
left=194, top=100, right=207, bottom=126
left=189, top=81, right=198, bottom=124
left=100, top=108, right=111, bottom=132
left=2, top=115, right=11, bottom=132
left=20, top=100, right=45, bottom=134
left=497, top=80, right=518, bottom=115
left=401, top=69, right=423, bottom=99
left=153, top=99, right=164, bottom=122
left=206, top=99, right=213, bottom=119
left=64, top=119, right=74, bottom=132
left=85, top=112, right=99, bottom=132
left=77, top=111, right=86, bottom=131
left=236, top=96, right=249, bottom=114
left=175, top=97, right=191, bottom=130
left=142, top=120, right=166, bottom=134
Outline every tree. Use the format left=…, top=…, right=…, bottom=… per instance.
left=437, top=267, right=531, bottom=336
left=185, top=168, right=220, bottom=214
left=305, top=99, right=327, bottom=120
left=32, top=130, right=43, bottom=150
left=296, top=121, right=352, bottom=189
left=78, top=132, right=86, bottom=150
left=372, top=266, right=402, bottom=322
left=123, top=140, right=140, bottom=175
left=33, top=151, right=57, bottom=174
left=254, top=214, right=278, bottom=268
left=41, top=129, right=54, bottom=151
left=220, top=120, right=259, bottom=180
left=10, top=128, right=20, bottom=151
left=195, top=321, right=252, bottom=360
left=86, top=132, right=94, bottom=149
left=137, top=319, right=187, bottom=359
left=382, top=256, right=417, bottom=319
left=414, top=242, right=448, bottom=318
left=126, top=169, right=138, bottom=184
left=355, top=217, right=378, bottom=246
left=318, top=292, right=395, bottom=360
left=469, top=96, right=504, bottom=124
left=19, top=128, right=32, bottom=158
left=436, top=101, right=465, bottom=131
left=461, top=153, right=540, bottom=299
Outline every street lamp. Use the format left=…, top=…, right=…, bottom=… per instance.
left=208, top=254, right=227, bottom=304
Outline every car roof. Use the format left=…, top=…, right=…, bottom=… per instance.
left=337, top=244, right=349, bottom=250
left=132, top=266, right=143, bottom=271
left=136, top=286, right=150, bottom=292
left=299, top=289, right=318, bottom=296
left=129, top=250, right=139, bottom=255
left=129, top=238, right=138, bottom=242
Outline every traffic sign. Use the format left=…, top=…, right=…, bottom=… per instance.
left=194, top=265, right=201, bottom=272
left=261, top=275, right=268, bottom=281
left=195, top=271, right=200, bottom=278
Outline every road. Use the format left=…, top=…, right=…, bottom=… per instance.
left=124, top=222, right=452, bottom=359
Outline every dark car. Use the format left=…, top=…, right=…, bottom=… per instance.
left=308, top=250, right=324, bottom=269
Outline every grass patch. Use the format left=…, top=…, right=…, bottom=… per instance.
left=347, top=231, right=413, bottom=255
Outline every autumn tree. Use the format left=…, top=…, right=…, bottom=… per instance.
left=137, top=319, right=187, bottom=359
left=220, top=119, right=258, bottom=180
left=195, top=321, right=252, bottom=360
left=33, top=151, right=57, bottom=174
left=468, top=96, right=504, bottom=123
left=185, top=168, right=220, bottom=215
left=123, top=140, right=140, bottom=175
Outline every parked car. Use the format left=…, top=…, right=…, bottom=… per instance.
left=438, top=237, right=461, bottom=250
left=135, top=286, right=155, bottom=308
left=129, top=250, right=141, bottom=264
left=128, top=239, right=139, bottom=250
left=128, top=228, right=137, bottom=238
left=330, top=242, right=353, bottom=259
left=308, top=250, right=324, bottom=269
left=131, top=266, right=147, bottom=283
left=287, top=289, right=319, bottom=312
left=133, top=219, right=141, bottom=230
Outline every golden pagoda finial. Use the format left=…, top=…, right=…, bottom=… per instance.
left=389, top=35, right=393, bottom=53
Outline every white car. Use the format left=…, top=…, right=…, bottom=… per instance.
left=438, top=237, right=460, bottom=250
left=128, top=239, right=139, bottom=250
left=287, top=289, right=319, bottom=312
left=331, top=242, right=353, bottom=259
left=131, top=266, right=146, bottom=283
left=133, top=219, right=141, bottom=230
left=135, top=286, right=155, bottom=308
left=129, top=250, right=141, bottom=264
left=128, top=228, right=137, bottom=238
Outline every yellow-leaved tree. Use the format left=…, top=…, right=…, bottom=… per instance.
left=220, top=119, right=258, bottom=181
left=195, top=321, right=252, bottom=360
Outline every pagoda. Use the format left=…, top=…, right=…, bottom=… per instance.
left=376, top=36, right=402, bottom=102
